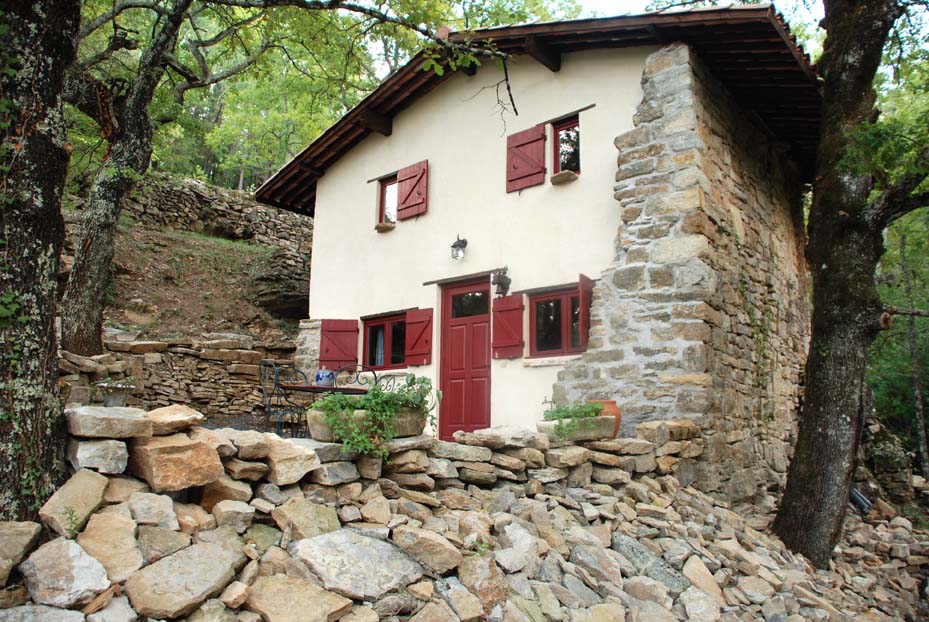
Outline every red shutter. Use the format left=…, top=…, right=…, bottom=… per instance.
left=492, top=294, right=524, bottom=359
left=319, top=319, right=359, bottom=370
left=404, top=308, right=433, bottom=366
left=506, top=124, right=546, bottom=193
left=578, top=274, right=595, bottom=350
left=396, top=160, right=428, bottom=220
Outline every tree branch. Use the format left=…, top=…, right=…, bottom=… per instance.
left=864, top=148, right=929, bottom=229
left=206, top=0, right=506, bottom=62
left=885, top=305, right=929, bottom=318
left=80, top=1, right=168, bottom=39
left=62, top=68, right=118, bottom=133
left=173, top=39, right=275, bottom=103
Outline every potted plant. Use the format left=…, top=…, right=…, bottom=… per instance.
left=95, top=376, right=137, bottom=407
left=536, top=400, right=622, bottom=442
left=306, top=374, right=440, bottom=457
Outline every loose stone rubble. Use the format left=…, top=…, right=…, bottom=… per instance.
left=0, top=404, right=926, bottom=622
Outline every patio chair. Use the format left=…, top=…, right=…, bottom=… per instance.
left=259, top=360, right=287, bottom=433
left=275, top=365, right=311, bottom=437
left=334, top=364, right=379, bottom=390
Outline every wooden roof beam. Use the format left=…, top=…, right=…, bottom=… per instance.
left=525, top=35, right=561, bottom=72
left=359, top=109, right=393, bottom=136
left=298, top=161, right=324, bottom=177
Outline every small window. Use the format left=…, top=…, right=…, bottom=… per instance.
left=529, top=289, right=584, bottom=357
left=363, top=314, right=406, bottom=369
left=552, top=116, right=580, bottom=174
left=379, top=175, right=398, bottom=224
left=452, top=291, right=489, bottom=318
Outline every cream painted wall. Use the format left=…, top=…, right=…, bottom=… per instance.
left=309, top=47, right=651, bottom=431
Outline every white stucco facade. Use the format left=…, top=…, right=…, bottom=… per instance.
left=308, top=47, right=652, bottom=430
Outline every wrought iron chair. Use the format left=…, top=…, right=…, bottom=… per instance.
left=259, top=360, right=287, bottom=433
left=275, top=365, right=311, bottom=437
left=333, top=364, right=405, bottom=392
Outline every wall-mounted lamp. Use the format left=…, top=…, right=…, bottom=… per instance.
left=450, top=235, right=468, bottom=261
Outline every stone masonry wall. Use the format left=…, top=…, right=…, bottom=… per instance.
left=294, top=318, right=322, bottom=377
left=552, top=44, right=810, bottom=503
left=60, top=334, right=295, bottom=421
left=120, top=173, right=313, bottom=252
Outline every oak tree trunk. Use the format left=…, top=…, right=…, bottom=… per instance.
left=60, top=120, right=153, bottom=355
left=0, top=0, right=80, bottom=518
left=773, top=0, right=900, bottom=567
left=899, top=233, right=929, bottom=479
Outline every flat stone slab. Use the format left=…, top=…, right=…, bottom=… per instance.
left=67, top=439, right=128, bottom=474
left=291, top=439, right=357, bottom=463
left=290, top=530, right=424, bottom=600
left=76, top=513, right=143, bottom=583
left=0, top=522, right=40, bottom=587
left=611, top=533, right=688, bottom=596
left=245, top=575, right=352, bottom=622
left=129, top=434, right=224, bottom=492
left=271, top=498, right=339, bottom=540
left=147, top=404, right=206, bottom=435
left=124, top=542, right=239, bottom=619
left=19, top=539, right=110, bottom=608
left=431, top=441, right=491, bottom=463
left=39, top=469, right=108, bottom=537
left=452, top=426, right=549, bottom=450
left=66, top=406, right=152, bottom=438
left=0, top=605, right=85, bottom=622
left=266, top=440, right=320, bottom=486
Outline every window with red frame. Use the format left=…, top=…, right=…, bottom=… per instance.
left=552, top=116, right=580, bottom=174
left=363, top=314, right=406, bottom=369
left=529, top=289, right=583, bottom=357
left=378, top=175, right=398, bottom=224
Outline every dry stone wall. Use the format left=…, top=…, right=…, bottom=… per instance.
left=552, top=43, right=810, bottom=503
left=120, top=173, right=312, bottom=252
left=2, top=410, right=925, bottom=621
left=59, top=334, right=294, bottom=421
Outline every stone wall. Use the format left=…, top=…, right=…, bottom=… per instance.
left=552, top=43, right=810, bottom=503
left=14, top=409, right=924, bottom=621
left=120, top=173, right=313, bottom=252
left=60, top=334, right=295, bottom=421
left=294, top=319, right=322, bottom=377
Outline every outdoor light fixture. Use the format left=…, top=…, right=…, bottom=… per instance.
left=451, top=235, right=468, bottom=261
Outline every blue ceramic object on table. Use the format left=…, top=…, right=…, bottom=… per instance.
left=315, top=369, right=335, bottom=387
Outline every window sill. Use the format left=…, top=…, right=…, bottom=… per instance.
left=523, top=354, right=582, bottom=368
left=374, top=222, right=396, bottom=233
left=551, top=170, right=579, bottom=185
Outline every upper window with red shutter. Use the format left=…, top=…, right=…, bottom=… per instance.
left=506, top=124, right=546, bottom=193
left=552, top=115, right=580, bottom=174
left=396, top=160, right=428, bottom=220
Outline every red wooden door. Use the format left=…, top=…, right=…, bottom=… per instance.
left=440, top=280, right=491, bottom=440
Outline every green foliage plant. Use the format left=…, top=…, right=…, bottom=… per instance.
left=543, top=401, right=604, bottom=440
left=310, top=374, right=440, bottom=458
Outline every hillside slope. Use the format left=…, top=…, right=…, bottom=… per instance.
left=62, top=210, right=301, bottom=345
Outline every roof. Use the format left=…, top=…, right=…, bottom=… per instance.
left=256, top=4, right=820, bottom=216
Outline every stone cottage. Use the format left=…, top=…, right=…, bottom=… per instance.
left=256, top=5, right=817, bottom=501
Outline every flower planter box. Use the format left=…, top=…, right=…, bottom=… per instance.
left=306, top=407, right=426, bottom=443
left=536, top=415, right=619, bottom=442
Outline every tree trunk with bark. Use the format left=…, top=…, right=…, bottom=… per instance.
left=60, top=119, right=154, bottom=355
left=0, top=0, right=80, bottom=519
left=773, top=0, right=901, bottom=567
left=900, top=232, right=929, bottom=479
left=60, top=0, right=193, bottom=355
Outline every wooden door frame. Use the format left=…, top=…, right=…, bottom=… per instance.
left=439, top=277, right=492, bottom=440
